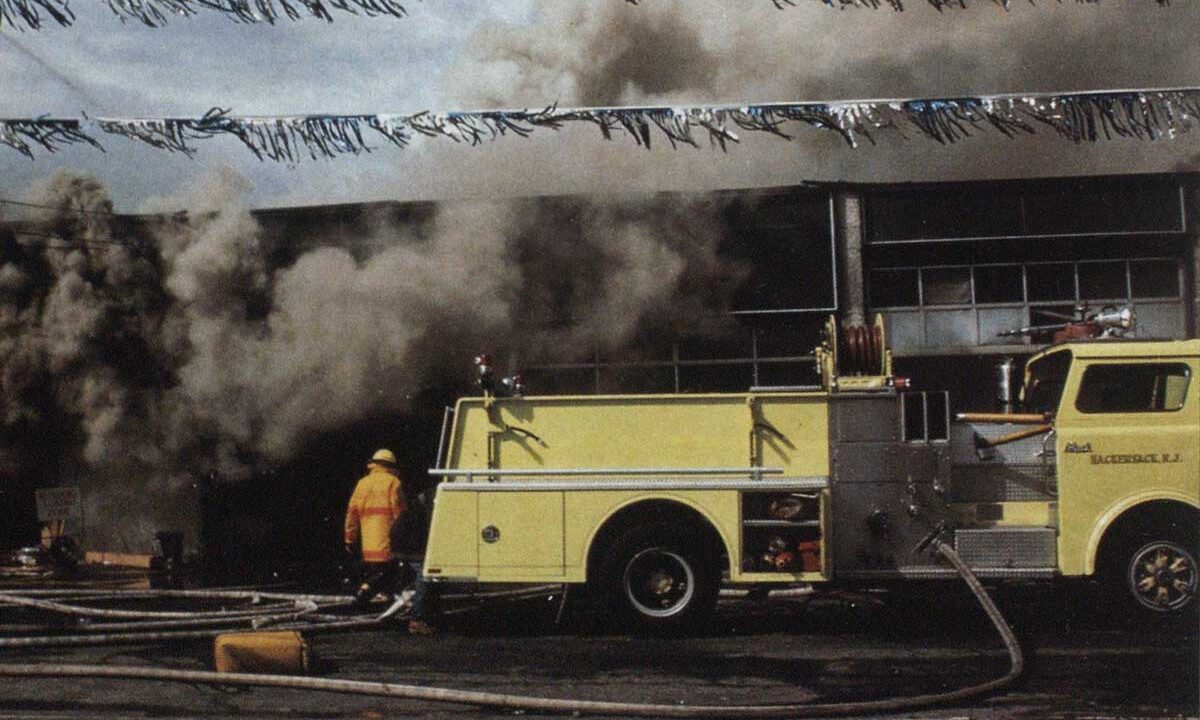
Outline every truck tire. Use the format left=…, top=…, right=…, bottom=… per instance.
left=1104, top=530, right=1198, bottom=621
left=600, top=521, right=719, bottom=632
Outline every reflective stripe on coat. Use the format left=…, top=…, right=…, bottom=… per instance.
left=344, top=465, right=407, bottom=562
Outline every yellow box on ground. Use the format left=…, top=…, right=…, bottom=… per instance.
left=213, top=631, right=310, bottom=674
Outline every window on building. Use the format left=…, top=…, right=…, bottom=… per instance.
left=1130, top=260, right=1180, bottom=299
left=871, top=257, right=1184, bottom=350
left=921, top=267, right=971, bottom=305
left=868, top=179, right=1185, bottom=243
left=1023, top=181, right=1185, bottom=236
left=723, top=190, right=835, bottom=314
left=866, top=188, right=1023, bottom=242
left=1077, top=261, right=1127, bottom=301
left=972, top=265, right=1023, bottom=304
left=1076, top=363, right=1191, bottom=414
left=870, top=269, right=919, bottom=308
left=1026, top=263, right=1075, bottom=302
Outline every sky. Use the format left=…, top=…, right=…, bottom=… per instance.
left=1, top=0, right=1198, bottom=212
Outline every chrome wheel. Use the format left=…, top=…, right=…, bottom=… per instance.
left=622, top=548, right=696, bottom=619
left=1127, top=541, right=1198, bottom=613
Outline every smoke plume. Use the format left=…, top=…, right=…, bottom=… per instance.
left=1, top=169, right=741, bottom=552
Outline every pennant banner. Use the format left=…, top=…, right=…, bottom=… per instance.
left=0, top=118, right=103, bottom=159
left=92, top=108, right=412, bottom=161
left=697, top=0, right=1168, bottom=10
left=1, top=0, right=1173, bottom=29
left=0, top=0, right=406, bottom=29
left=3, top=88, right=1197, bottom=162
left=630, top=0, right=1168, bottom=11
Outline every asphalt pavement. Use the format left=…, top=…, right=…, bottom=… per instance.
left=0, top=583, right=1196, bottom=720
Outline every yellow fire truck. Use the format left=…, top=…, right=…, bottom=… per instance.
left=422, top=318, right=1199, bottom=630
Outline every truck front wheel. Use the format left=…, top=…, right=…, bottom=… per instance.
left=1123, top=539, right=1198, bottom=614
left=600, top=522, right=719, bottom=632
left=1103, top=528, right=1198, bottom=622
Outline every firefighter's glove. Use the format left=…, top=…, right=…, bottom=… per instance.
left=343, top=543, right=356, bottom=557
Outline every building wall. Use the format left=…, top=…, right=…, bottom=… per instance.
left=520, top=173, right=1197, bottom=416
left=862, top=176, right=1193, bottom=355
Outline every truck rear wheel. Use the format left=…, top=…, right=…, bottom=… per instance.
left=1105, top=530, right=1198, bottom=620
left=600, top=522, right=719, bottom=632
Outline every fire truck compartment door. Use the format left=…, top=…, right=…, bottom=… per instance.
left=477, top=492, right=565, bottom=577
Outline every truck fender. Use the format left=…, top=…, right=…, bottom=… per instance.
left=581, top=494, right=735, bottom=577
left=1084, top=491, right=1200, bottom=575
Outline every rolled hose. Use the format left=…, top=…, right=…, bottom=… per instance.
left=0, top=542, right=1024, bottom=717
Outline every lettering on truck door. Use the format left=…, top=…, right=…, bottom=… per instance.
left=1054, top=357, right=1200, bottom=576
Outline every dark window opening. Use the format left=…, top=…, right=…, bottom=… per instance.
left=1077, top=262, right=1127, bottom=301
left=723, top=191, right=834, bottom=313
left=870, top=269, right=920, bottom=308
left=1130, top=260, right=1180, bottom=299
left=922, top=267, right=972, bottom=306
left=867, top=189, right=1022, bottom=242
left=1024, top=182, right=1184, bottom=236
left=1026, top=264, right=1075, bottom=302
left=1076, top=363, right=1191, bottom=414
left=678, top=364, right=752, bottom=393
left=901, top=391, right=950, bottom=442
left=1023, top=350, right=1072, bottom=416
left=973, top=265, right=1024, bottom=304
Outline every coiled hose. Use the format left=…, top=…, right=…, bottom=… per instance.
left=0, top=541, right=1023, bottom=718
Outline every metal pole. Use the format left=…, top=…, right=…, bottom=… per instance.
left=833, top=190, right=866, bottom=327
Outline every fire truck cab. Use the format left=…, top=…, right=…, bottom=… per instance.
left=422, top=326, right=1199, bottom=630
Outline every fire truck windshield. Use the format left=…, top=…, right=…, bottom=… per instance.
left=1023, top=350, right=1072, bottom=416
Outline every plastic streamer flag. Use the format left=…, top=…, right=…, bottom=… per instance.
left=636, top=0, right=1171, bottom=10
left=0, top=118, right=103, bottom=159
left=768, top=0, right=1169, bottom=10
left=0, top=0, right=1172, bottom=29
left=2, top=88, right=1197, bottom=162
left=0, top=0, right=407, bottom=29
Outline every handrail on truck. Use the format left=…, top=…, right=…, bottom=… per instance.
left=429, top=467, right=785, bottom=483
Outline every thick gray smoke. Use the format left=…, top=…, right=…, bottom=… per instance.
left=1, top=169, right=740, bottom=551
left=418, top=0, right=1200, bottom=201
left=1, top=174, right=189, bottom=551
left=152, top=186, right=737, bottom=463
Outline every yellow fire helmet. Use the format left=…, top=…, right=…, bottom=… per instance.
left=369, top=449, right=397, bottom=467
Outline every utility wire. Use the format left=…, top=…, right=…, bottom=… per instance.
left=0, top=198, right=115, bottom=216
left=9, top=230, right=134, bottom=245
left=3, top=228, right=142, bottom=252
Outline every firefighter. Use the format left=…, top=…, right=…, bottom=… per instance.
left=343, top=448, right=438, bottom=635
left=344, top=449, right=406, bottom=602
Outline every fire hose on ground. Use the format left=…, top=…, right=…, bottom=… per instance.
left=0, top=541, right=1025, bottom=718
left=0, top=585, right=568, bottom=648
left=0, top=591, right=334, bottom=619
